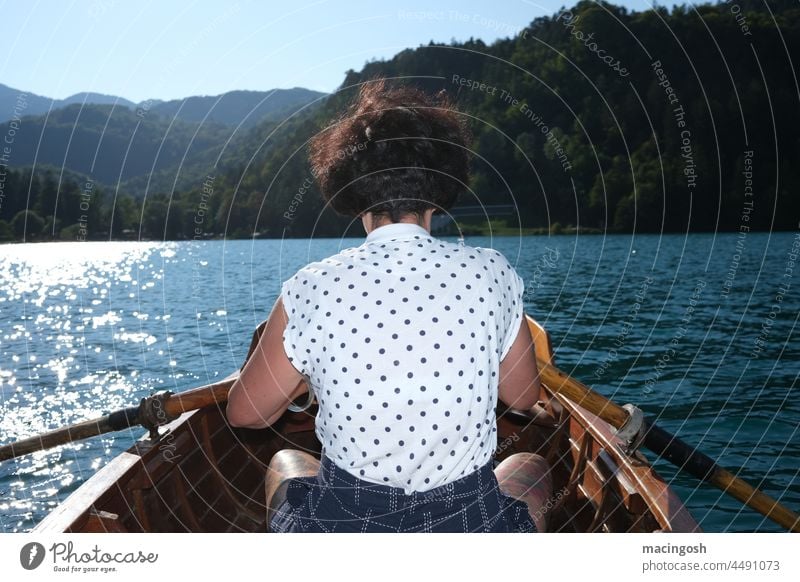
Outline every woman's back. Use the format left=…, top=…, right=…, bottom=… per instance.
left=227, top=78, right=542, bottom=532
left=282, top=222, right=524, bottom=493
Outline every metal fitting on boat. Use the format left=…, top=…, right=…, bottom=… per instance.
left=615, top=403, right=646, bottom=455
left=138, top=391, right=178, bottom=440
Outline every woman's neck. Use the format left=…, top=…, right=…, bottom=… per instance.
left=361, top=209, right=435, bottom=234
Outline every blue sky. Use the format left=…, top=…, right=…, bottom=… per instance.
left=0, top=0, right=688, bottom=102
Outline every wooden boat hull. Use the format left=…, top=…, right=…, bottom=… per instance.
left=34, top=317, right=699, bottom=533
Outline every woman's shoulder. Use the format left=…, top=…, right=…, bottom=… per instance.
left=284, top=246, right=363, bottom=284
left=465, top=243, right=517, bottom=271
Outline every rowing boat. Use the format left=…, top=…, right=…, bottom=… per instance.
left=33, top=316, right=700, bottom=533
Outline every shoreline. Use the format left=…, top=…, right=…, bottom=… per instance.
left=0, top=228, right=792, bottom=245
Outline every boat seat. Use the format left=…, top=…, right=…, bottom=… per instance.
left=265, top=449, right=320, bottom=532
left=266, top=449, right=553, bottom=533
left=494, top=452, right=553, bottom=533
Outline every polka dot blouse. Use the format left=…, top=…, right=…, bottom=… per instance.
left=281, top=222, right=525, bottom=494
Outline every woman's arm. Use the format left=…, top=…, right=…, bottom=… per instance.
left=226, top=297, right=308, bottom=429
left=498, top=321, right=541, bottom=411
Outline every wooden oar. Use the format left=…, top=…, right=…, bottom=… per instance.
left=0, top=375, right=236, bottom=463
left=537, top=362, right=800, bottom=533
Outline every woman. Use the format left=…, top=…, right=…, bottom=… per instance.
left=226, top=78, right=548, bottom=532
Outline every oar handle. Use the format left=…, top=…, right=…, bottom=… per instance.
left=537, top=362, right=628, bottom=426
left=536, top=361, right=800, bottom=533
left=163, top=375, right=236, bottom=417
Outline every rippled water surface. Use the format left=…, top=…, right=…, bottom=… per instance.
left=1, top=234, right=798, bottom=532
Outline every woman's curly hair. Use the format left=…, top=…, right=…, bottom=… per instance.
left=308, top=77, right=472, bottom=220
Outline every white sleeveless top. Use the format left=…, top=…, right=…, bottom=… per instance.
left=281, top=222, right=524, bottom=493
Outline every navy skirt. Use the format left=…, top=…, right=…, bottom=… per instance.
left=270, top=455, right=536, bottom=533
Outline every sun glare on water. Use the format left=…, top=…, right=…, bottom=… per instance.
left=0, top=241, right=186, bottom=531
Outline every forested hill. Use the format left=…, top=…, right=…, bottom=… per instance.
left=0, top=83, right=324, bottom=126
left=0, top=87, right=326, bottom=190
left=2, top=0, right=798, bottom=242
left=145, top=88, right=324, bottom=128
left=1, top=104, right=236, bottom=186
left=196, top=0, right=800, bottom=239
left=0, top=83, right=136, bottom=122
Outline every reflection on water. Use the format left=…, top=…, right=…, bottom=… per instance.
left=0, top=238, right=336, bottom=531
left=0, top=243, right=167, bottom=530
left=0, top=234, right=798, bottom=532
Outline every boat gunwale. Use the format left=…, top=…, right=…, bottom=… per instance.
left=32, top=411, right=199, bottom=533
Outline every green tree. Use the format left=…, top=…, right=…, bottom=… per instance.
left=109, top=195, right=139, bottom=237
left=36, top=171, right=58, bottom=223
left=0, top=219, right=13, bottom=241
left=142, top=197, right=168, bottom=239
left=12, top=209, right=45, bottom=240
left=59, top=223, right=81, bottom=240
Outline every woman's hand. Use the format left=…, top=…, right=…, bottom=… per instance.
left=226, top=297, right=308, bottom=429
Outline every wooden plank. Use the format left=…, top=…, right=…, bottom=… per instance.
left=526, top=316, right=555, bottom=365
left=128, top=426, right=196, bottom=490
left=198, top=411, right=264, bottom=523
left=597, top=449, right=647, bottom=515
left=557, top=392, right=700, bottom=532
left=34, top=410, right=199, bottom=532
left=32, top=452, right=141, bottom=533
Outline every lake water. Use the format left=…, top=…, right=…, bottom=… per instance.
left=1, top=233, right=798, bottom=532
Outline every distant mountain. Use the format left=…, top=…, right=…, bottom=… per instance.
left=0, top=83, right=135, bottom=122
left=0, top=83, right=326, bottom=128
left=60, top=92, right=136, bottom=109
left=0, top=86, right=327, bottom=196
left=147, top=88, right=325, bottom=128
left=0, top=103, right=234, bottom=186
